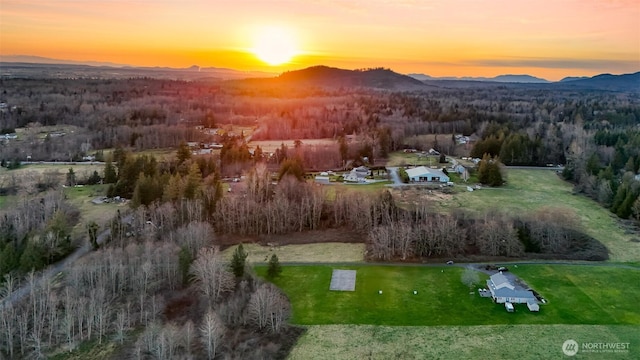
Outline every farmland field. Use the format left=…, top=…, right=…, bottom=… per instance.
left=248, top=138, right=336, bottom=153
left=222, top=243, right=365, bottom=263
left=437, top=169, right=639, bottom=262
left=0, top=163, right=104, bottom=180
left=258, top=264, right=640, bottom=326
left=276, top=264, right=640, bottom=359
left=63, top=184, right=124, bottom=228
left=386, top=151, right=442, bottom=167
left=289, top=324, right=639, bottom=360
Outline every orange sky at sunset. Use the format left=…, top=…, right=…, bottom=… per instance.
left=1, top=0, right=638, bottom=81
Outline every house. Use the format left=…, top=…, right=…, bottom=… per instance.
left=405, top=166, right=450, bottom=183
left=486, top=272, right=537, bottom=305
left=344, top=166, right=370, bottom=183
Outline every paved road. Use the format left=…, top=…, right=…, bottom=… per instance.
left=21, top=161, right=106, bottom=166
left=277, top=259, right=640, bottom=270
left=386, top=167, right=404, bottom=186
left=504, top=165, right=564, bottom=171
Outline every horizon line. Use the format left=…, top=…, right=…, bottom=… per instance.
left=1, top=54, right=638, bottom=83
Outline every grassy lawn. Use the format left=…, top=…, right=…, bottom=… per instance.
left=6, top=163, right=105, bottom=178
left=0, top=195, right=9, bottom=209
left=63, top=185, right=124, bottom=229
left=439, top=169, right=639, bottom=262
left=134, top=147, right=182, bottom=161
left=222, top=243, right=365, bottom=263
left=289, top=324, right=639, bottom=360
left=258, top=265, right=640, bottom=326
left=511, top=265, right=640, bottom=325
left=387, top=151, right=443, bottom=167
left=322, top=181, right=393, bottom=201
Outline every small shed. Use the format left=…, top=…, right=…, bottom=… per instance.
left=315, top=176, right=330, bottom=185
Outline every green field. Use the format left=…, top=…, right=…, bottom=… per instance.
left=258, top=265, right=640, bottom=326
left=513, top=265, right=640, bottom=324
left=63, top=184, right=124, bottom=228
left=440, top=169, right=639, bottom=262
left=387, top=151, right=443, bottom=167
left=289, top=324, right=639, bottom=360
left=2, top=163, right=105, bottom=178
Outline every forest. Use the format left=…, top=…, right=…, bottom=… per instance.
left=0, top=73, right=639, bottom=358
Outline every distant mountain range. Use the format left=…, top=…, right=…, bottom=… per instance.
left=263, top=67, right=638, bottom=91
left=408, top=73, right=550, bottom=83
left=1, top=55, right=638, bottom=91
left=0, top=55, right=128, bottom=68
left=0, top=55, right=275, bottom=80
left=411, top=71, right=639, bottom=92
left=553, top=72, right=640, bottom=91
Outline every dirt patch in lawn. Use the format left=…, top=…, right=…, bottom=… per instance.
left=390, top=187, right=453, bottom=207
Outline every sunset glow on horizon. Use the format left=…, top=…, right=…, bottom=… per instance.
left=1, top=0, right=638, bottom=80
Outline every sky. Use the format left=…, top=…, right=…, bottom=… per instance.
left=1, top=0, right=639, bottom=80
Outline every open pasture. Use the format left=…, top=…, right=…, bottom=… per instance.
left=258, top=264, right=640, bottom=326
left=63, top=184, right=124, bottom=228
left=289, top=324, right=639, bottom=360
left=248, top=138, right=336, bottom=153
left=222, top=242, right=366, bottom=263
left=438, top=169, right=639, bottom=262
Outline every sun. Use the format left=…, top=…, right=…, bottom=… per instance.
left=252, top=26, right=298, bottom=66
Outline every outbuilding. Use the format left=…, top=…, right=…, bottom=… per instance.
left=405, top=166, right=450, bottom=183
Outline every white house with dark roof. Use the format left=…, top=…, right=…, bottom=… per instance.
left=344, top=166, right=370, bottom=183
left=486, top=272, right=537, bottom=304
left=405, top=166, right=449, bottom=183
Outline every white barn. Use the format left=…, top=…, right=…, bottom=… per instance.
left=405, top=166, right=450, bottom=183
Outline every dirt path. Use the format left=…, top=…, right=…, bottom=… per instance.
left=1, top=215, right=127, bottom=307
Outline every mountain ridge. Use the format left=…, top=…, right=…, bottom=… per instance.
left=1, top=56, right=637, bottom=91
left=408, top=73, right=550, bottom=83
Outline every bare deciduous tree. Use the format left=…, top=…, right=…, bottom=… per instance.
left=247, top=283, right=290, bottom=333
left=191, top=247, right=234, bottom=304
left=200, top=309, right=225, bottom=360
